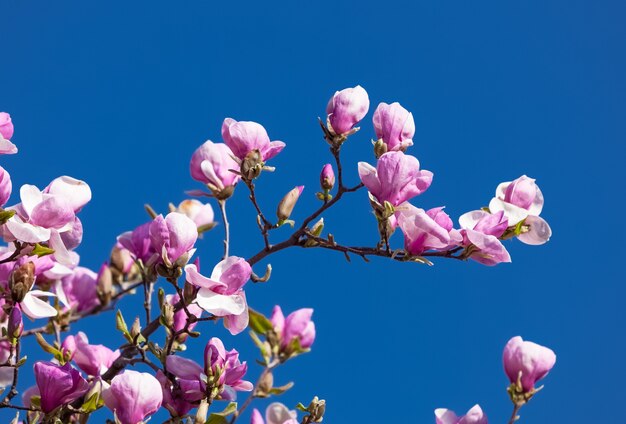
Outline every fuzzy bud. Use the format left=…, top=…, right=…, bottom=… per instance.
left=9, top=262, right=35, bottom=303
left=241, top=149, right=264, bottom=181
left=277, top=186, right=304, bottom=222
left=96, top=264, right=113, bottom=306
left=7, top=306, right=23, bottom=341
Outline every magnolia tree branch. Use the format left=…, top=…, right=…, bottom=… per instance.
left=219, top=199, right=230, bottom=259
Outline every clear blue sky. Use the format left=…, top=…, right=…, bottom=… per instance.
left=2, top=1, right=625, bottom=422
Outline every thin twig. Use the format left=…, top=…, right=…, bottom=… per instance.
left=218, top=200, right=230, bottom=259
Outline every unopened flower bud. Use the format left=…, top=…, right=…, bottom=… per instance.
left=277, top=186, right=304, bottom=222
left=130, top=317, right=142, bottom=340
left=373, top=138, right=388, bottom=158
left=326, top=85, right=370, bottom=136
left=96, top=264, right=113, bottom=306
left=7, top=306, right=23, bottom=341
left=241, top=149, right=264, bottom=180
left=307, top=396, right=326, bottom=422
left=9, top=262, right=35, bottom=303
left=257, top=370, right=274, bottom=397
left=161, top=302, right=175, bottom=329
left=0, top=112, right=14, bottom=140
left=183, top=279, right=197, bottom=304
left=319, top=164, right=335, bottom=191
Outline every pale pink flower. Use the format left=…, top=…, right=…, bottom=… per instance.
left=459, top=210, right=511, bottom=266
left=44, top=176, right=92, bottom=213
left=373, top=102, right=415, bottom=151
left=175, top=199, right=214, bottom=229
left=62, top=332, right=120, bottom=376
left=149, top=212, right=198, bottom=266
left=397, top=205, right=462, bottom=255
left=0, top=112, right=14, bottom=140
left=102, top=370, right=163, bottom=424
left=0, top=166, right=12, bottom=207
left=326, top=85, right=370, bottom=135
left=251, top=402, right=299, bottom=424
left=435, top=404, right=488, bottom=424
left=503, top=336, right=556, bottom=392
left=190, top=140, right=241, bottom=190
left=222, top=118, right=285, bottom=162
left=271, top=306, right=316, bottom=349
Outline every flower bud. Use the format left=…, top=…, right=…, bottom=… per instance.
left=503, top=336, right=556, bottom=394
left=9, top=261, right=35, bottom=303
left=0, top=112, right=14, bottom=140
left=372, top=102, right=415, bottom=152
left=7, top=306, right=23, bottom=341
left=241, top=149, right=264, bottom=181
left=102, top=370, right=163, bottom=424
left=97, top=263, right=113, bottom=306
left=277, top=186, right=304, bottom=222
left=325, top=85, right=370, bottom=135
left=319, top=164, right=335, bottom=191
left=306, top=396, right=326, bottom=422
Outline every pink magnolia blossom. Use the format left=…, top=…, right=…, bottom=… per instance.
left=166, top=337, right=253, bottom=402
left=251, top=403, right=299, bottom=424
left=503, top=336, right=556, bottom=392
left=0, top=166, right=12, bottom=207
left=271, top=306, right=316, bottom=349
left=34, top=361, right=89, bottom=414
left=102, top=370, right=163, bottom=424
left=326, top=85, right=370, bottom=135
left=44, top=176, right=92, bottom=213
left=373, top=102, right=415, bottom=151
left=118, top=221, right=155, bottom=264
left=190, top=140, right=241, bottom=191
left=358, top=151, right=433, bottom=207
left=62, top=332, right=120, bottom=376
left=57, top=266, right=99, bottom=313
left=0, top=112, right=17, bottom=154
left=459, top=210, right=511, bottom=266
left=222, top=118, right=285, bottom=162
left=397, top=205, right=462, bottom=255
left=0, top=112, right=14, bottom=140
left=185, top=256, right=251, bottom=335
left=149, top=212, right=198, bottom=266
left=435, top=405, right=488, bottom=424
left=489, top=175, right=551, bottom=245
left=21, top=385, right=40, bottom=409
left=156, top=370, right=194, bottom=417
left=166, top=293, right=203, bottom=341
left=175, top=199, right=214, bottom=229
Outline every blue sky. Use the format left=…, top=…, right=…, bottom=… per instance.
left=2, top=1, right=625, bottom=422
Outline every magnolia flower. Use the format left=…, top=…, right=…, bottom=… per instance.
left=435, top=405, right=488, bottom=424
left=326, top=85, right=370, bottom=135
left=62, top=332, right=120, bottom=376
left=190, top=140, right=241, bottom=195
left=0, top=112, right=17, bottom=154
left=251, top=403, right=299, bottom=424
left=397, top=205, right=462, bottom=255
left=166, top=337, right=252, bottom=402
left=102, top=370, right=163, bottom=424
left=503, top=336, right=556, bottom=392
left=57, top=266, right=99, bottom=314
left=488, top=175, right=551, bottom=245
left=358, top=151, right=432, bottom=208
left=34, top=361, right=89, bottom=414
left=166, top=293, right=203, bottom=342
left=118, top=221, right=155, bottom=264
left=271, top=306, right=316, bottom=349
left=185, top=256, right=251, bottom=335
left=156, top=370, right=194, bottom=417
left=373, top=102, right=415, bottom=152
left=149, top=212, right=198, bottom=267
left=44, top=176, right=92, bottom=213
left=175, top=199, right=214, bottom=229
left=222, top=118, right=285, bottom=162
left=458, top=210, right=511, bottom=266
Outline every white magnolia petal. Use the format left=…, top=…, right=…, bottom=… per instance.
left=488, top=198, right=528, bottom=226
left=20, top=185, right=43, bottom=217
left=5, top=216, right=51, bottom=243
left=518, top=215, right=552, bottom=245
left=194, top=289, right=245, bottom=316
left=458, top=210, right=490, bottom=230
left=21, top=290, right=58, bottom=319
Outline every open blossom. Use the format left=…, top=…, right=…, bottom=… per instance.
left=271, top=306, right=316, bottom=349
left=358, top=151, right=433, bottom=207
left=176, top=199, right=214, bottom=229
left=489, top=175, right=551, bottom=245
left=62, top=332, right=120, bottom=376
left=44, top=176, right=92, bottom=213
left=190, top=140, right=241, bottom=194
left=459, top=210, right=511, bottom=266
left=222, top=118, right=285, bottom=162
left=503, top=336, right=556, bottom=392
left=373, top=102, right=415, bottom=152
left=0, top=166, right=12, bottom=207
left=34, top=361, right=89, bottom=414
left=435, top=405, right=488, bottom=424
left=166, top=337, right=253, bottom=402
left=103, top=370, right=163, bottom=424
left=57, top=266, right=99, bottom=313
left=397, top=205, right=462, bottom=255
left=326, top=85, right=370, bottom=135
left=252, top=403, right=298, bottom=424
left=185, top=256, right=251, bottom=335
left=149, top=212, right=198, bottom=266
